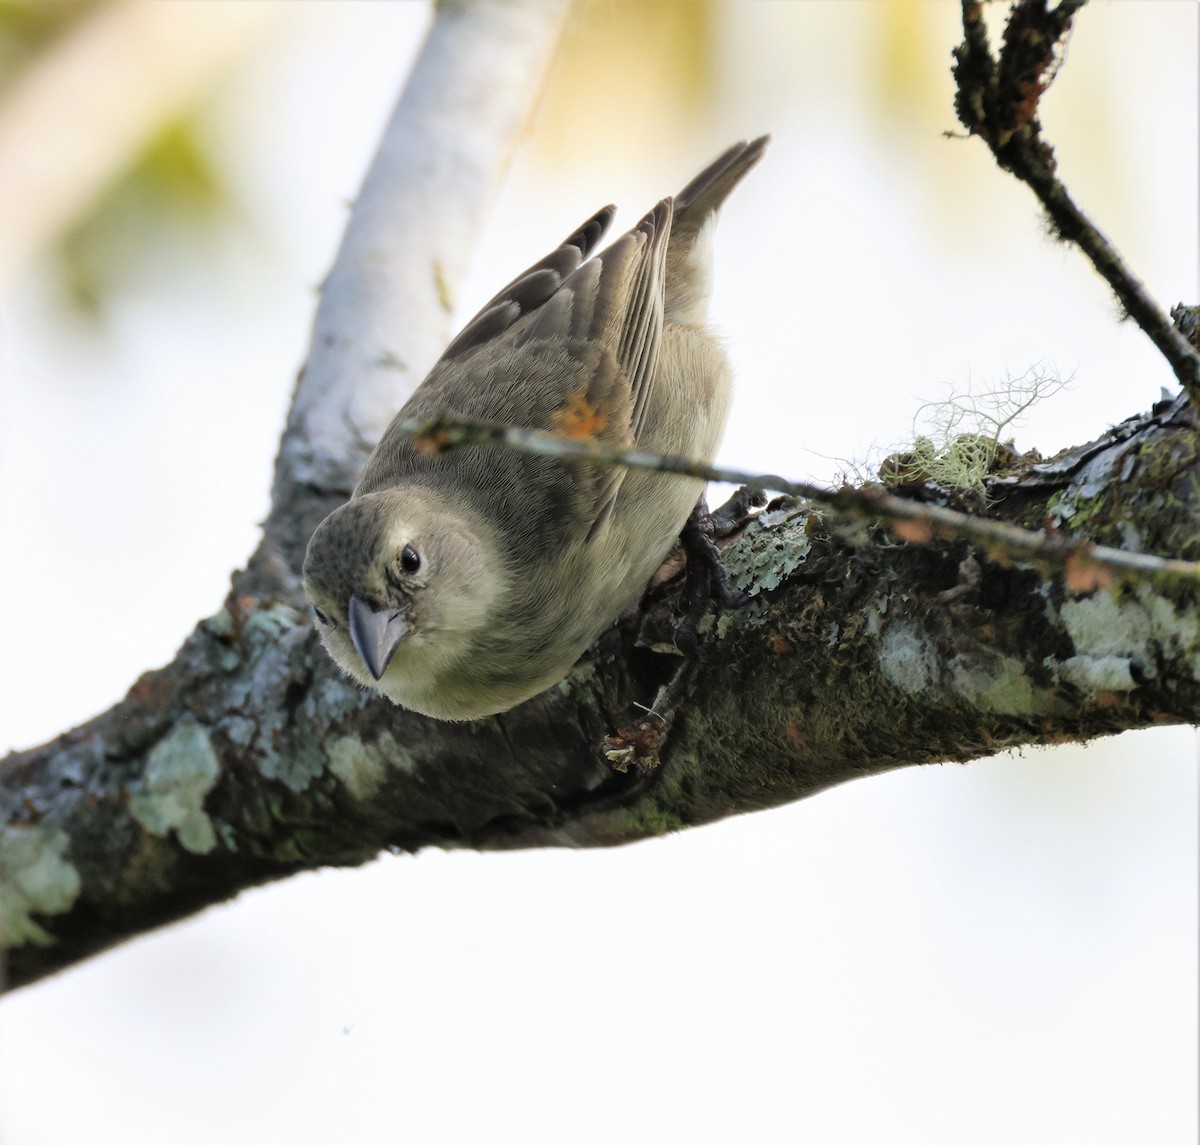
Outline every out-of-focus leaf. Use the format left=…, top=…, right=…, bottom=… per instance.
left=0, top=0, right=97, bottom=81
left=57, top=115, right=231, bottom=316
left=869, top=0, right=947, bottom=124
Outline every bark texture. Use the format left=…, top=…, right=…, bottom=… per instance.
left=3, top=0, right=1197, bottom=994
left=4, top=393, right=1199, bottom=988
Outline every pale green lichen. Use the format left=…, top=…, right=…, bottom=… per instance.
left=881, top=367, right=1068, bottom=503
left=555, top=660, right=602, bottom=702
left=879, top=621, right=939, bottom=696
left=1139, top=589, right=1200, bottom=681
left=1058, top=655, right=1137, bottom=693
left=241, top=601, right=298, bottom=643
left=129, top=718, right=220, bottom=854
left=327, top=729, right=415, bottom=801
left=200, top=608, right=241, bottom=671
left=228, top=611, right=327, bottom=792
left=0, top=825, right=82, bottom=947
left=1057, top=587, right=1191, bottom=683
left=624, top=803, right=687, bottom=837
left=947, top=649, right=1061, bottom=716
left=722, top=508, right=813, bottom=596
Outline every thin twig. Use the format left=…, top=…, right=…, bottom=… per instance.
left=952, top=0, right=1200, bottom=399
left=405, top=415, right=1200, bottom=592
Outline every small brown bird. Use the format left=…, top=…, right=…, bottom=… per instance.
left=303, top=137, right=767, bottom=719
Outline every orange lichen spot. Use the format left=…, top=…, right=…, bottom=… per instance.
left=768, top=634, right=794, bottom=655
left=413, top=427, right=453, bottom=455
left=892, top=517, right=934, bottom=544
left=1064, top=551, right=1114, bottom=594
left=1095, top=691, right=1125, bottom=709
left=551, top=388, right=609, bottom=440
left=785, top=722, right=806, bottom=745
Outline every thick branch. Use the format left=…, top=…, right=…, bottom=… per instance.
left=4, top=395, right=1200, bottom=989
left=5, top=0, right=1198, bottom=994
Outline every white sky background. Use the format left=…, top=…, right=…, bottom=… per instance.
left=0, top=2, right=1197, bottom=1142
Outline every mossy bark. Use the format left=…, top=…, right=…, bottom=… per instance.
left=3, top=394, right=1198, bottom=990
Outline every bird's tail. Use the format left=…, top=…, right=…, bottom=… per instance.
left=664, top=135, right=769, bottom=325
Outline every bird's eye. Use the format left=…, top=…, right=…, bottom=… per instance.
left=312, top=606, right=332, bottom=627
left=400, top=544, right=421, bottom=574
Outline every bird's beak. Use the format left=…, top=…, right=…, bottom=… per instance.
left=347, top=594, right=410, bottom=680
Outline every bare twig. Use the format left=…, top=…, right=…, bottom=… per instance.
left=404, top=415, right=1200, bottom=593
left=952, top=0, right=1200, bottom=398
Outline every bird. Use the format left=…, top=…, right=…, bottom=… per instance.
left=302, top=136, right=768, bottom=720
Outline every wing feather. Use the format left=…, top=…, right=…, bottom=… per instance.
left=440, top=205, right=616, bottom=361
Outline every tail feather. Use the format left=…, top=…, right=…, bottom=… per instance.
left=665, top=135, right=769, bottom=324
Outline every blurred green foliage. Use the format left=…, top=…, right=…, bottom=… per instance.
left=57, top=115, right=229, bottom=315
left=0, top=0, right=232, bottom=317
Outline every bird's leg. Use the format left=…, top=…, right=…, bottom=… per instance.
left=709, top=484, right=769, bottom=538
left=603, top=487, right=764, bottom=772
left=674, top=488, right=765, bottom=645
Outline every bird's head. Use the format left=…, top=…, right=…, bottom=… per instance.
left=302, top=489, right=505, bottom=695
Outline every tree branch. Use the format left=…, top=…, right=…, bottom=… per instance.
left=4, top=0, right=1198, bottom=993
left=4, top=392, right=1200, bottom=989
left=951, top=0, right=1200, bottom=398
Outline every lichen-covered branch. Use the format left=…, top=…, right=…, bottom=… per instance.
left=4, top=0, right=1198, bottom=993
left=4, top=394, right=1200, bottom=989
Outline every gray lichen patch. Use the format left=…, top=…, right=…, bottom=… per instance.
left=225, top=609, right=327, bottom=793
left=947, top=649, right=1061, bottom=716
left=129, top=719, right=221, bottom=854
left=1061, top=590, right=1155, bottom=673
left=1060, top=585, right=1200, bottom=686
left=722, top=505, right=813, bottom=596
left=0, top=825, right=82, bottom=947
left=327, top=730, right=415, bottom=801
left=879, top=621, right=940, bottom=695
left=1140, top=589, right=1200, bottom=682
left=1058, top=655, right=1137, bottom=693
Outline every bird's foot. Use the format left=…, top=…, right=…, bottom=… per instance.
left=673, top=490, right=761, bottom=654
left=604, top=489, right=763, bottom=772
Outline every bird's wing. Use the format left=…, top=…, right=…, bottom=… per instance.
left=439, top=206, right=615, bottom=362
left=513, top=196, right=673, bottom=535
left=359, top=200, right=672, bottom=551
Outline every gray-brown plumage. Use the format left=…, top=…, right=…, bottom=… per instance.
left=303, top=137, right=768, bottom=719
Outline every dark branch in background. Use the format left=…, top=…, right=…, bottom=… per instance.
left=952, top=0, right=1200, bottom=398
